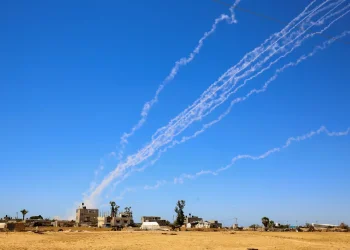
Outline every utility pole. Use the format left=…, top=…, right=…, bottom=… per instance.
left=233, top=217, right=238, bottom=228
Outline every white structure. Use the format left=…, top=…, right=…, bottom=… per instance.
left=98, top=217, right=110, bottom=228
left=0, top=223, right=6, bottom=230
left=140, top=221, right=160, bottom=230
left=312, top=223, right=338, bottom=228
left=195, top=221, right=210, bottom=228
left=186, top=223, right=192, bottom=228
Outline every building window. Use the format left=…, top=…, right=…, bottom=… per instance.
left=124, top=220, right=128, bottom=224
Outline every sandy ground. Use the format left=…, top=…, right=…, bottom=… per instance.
left=0, top=231, right=350, bottom=250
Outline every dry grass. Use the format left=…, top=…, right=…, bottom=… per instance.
left=0, top=230, right=349, bottom=250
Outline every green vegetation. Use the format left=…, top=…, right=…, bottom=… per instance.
left=20, top=209, right=28, bottom=221
left=174, top=200, right=186, bottom=226
left=261, top=217, right=269, bottom=231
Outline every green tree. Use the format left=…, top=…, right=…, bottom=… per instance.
left=261, top=217, right=269, bottom=231
left=269, top=220, right=275, bottom=228
left=20, top=209, right=28, bottom=221
left=174, top=200, right=186, bottom=226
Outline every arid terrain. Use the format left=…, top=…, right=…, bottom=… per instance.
left=1, top=230, right=350, bottom=250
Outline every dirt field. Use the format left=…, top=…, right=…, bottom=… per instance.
left=1, top=231, right=350, bottom=250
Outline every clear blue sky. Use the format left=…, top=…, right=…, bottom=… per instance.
left=1, top=0, right=349, bottom=226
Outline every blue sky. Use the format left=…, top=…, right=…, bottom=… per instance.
left=1, top=0, right=350, bottom=226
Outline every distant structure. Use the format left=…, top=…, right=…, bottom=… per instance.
left=195, top=221, right=211, bottom=229
left=208, top=220, right=222, bottom=228
left=52, top=220, right=75, bottom=227
left=141, top=216, right=168, bottom=226
left=98, top=202, right=133, bottom=228
left=76, top=203, right=98, bottom=226
left=185, top=214, right=203, bottom=228
left=312, top=223, right=338, bottom=228
left=29, top=215, right=43, bottom=220
left=140, top=221, right=160, bottom=230
left=185, top=214, right=222, bottom=229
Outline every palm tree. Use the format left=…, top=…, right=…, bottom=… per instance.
left=110, top=201, right=116, bottom=217
left=261, top=217, right=269, bottom=231
left=128, top=207, right=132, bottom=217
left=20, top=209, right=28, bottom=221
left=115, top=205, right=120, bottom=215
left=124, top=207, right=132, bottom=216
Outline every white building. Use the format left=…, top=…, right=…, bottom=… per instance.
left=98, top=217, right=110, bottom=228
left=195, top=221, right=211, bottom=229
left=140, top=221, right=160, bottom=230
left=0, top=223, right=6, bottom=231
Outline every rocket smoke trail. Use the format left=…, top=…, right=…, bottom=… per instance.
left=128, top=29, right=350, bottom=179
left=84, top=0, right=348, bottom=207
left=117, top=0, right=242, bottom=160
left=173, top=126, right=350, bottom=184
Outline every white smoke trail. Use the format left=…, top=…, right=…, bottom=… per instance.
left=199, top=3, right=350, bottom=120
left=134, top=29, right=350, bottom=175
left=174, top=126, right=350, bottom=184
left=86, top=0, right=335, bottom=204
left=145, top=1, right=344, bottom=160
left=303, top=0, right=349, bottom=27
left=144, top=180, right=167, bottom=190
left=85, top=1, right=346, bottom=206
left=118, top=0, right=242, bottom=159
left=151, top=0, right=332, bottom=141
left=115, top=187, right=136, bottom=200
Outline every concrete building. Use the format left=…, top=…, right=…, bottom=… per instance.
left=141, top=216, right=161, bottom=223
left=98, top=217, right=111, bottom=228
left=52, top=220, right=75, bottom=227
left=208, top=220, right=222, bottom=228
left=6, top=222, right=25, bottom=232
left=185, top=215, right=203, bottom=224
left=98, top=212, right=133, bottom=228
left=190, top=219, right=222, bottom=229
left=76, top=203, right=98, bottom=226
left=141, top=216, right=168, bottom=226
